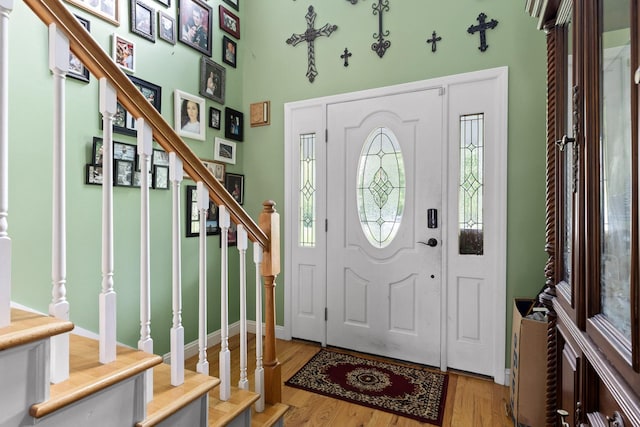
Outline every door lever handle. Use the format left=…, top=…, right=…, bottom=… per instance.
left=418, top=238, right=438, bottom=247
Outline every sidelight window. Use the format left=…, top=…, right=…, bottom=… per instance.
left=299, top=133, right=316, bottom=247
left=458, top=114, right=484, bottom=255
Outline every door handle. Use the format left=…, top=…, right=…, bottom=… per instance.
left=418, top=238, right=438, bottom=247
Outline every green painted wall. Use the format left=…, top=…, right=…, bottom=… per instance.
left=8, top=0, right=548, bottom=365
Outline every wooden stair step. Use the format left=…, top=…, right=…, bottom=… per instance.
left=0, top=308, right=74, bottom=351
left=30, top=334, right=162, bottom=418
left=251, top=403, right=289, bottom=427
left=137, top=363, right=220, bottom=427
left=209, top=386, right=260, bottom=427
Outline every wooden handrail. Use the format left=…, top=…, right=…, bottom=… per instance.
left=22, top=0, right=268, bottom=248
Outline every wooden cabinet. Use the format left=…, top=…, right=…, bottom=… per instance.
left=527, top=0, right=640, bottom=425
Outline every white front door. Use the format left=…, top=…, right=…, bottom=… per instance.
left=325, top=89, right=443, bottom=366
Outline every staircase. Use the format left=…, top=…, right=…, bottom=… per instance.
left=0, top=0, right=287, bottom=425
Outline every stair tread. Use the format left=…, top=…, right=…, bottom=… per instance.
left=0, top=308, right=74, bottom=351
left=137, top=364, right=220, bottom=427
left=30, top=334, right=162, bottom=418
left=251, top=403, right=289, bottom=427
left=209, top=385, right=260, bottom=427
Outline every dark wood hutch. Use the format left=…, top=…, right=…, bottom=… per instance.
left=526, top=0, right=640, bottom=425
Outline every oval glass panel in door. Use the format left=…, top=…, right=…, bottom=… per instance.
left=356, top=127, right=405, bottom=248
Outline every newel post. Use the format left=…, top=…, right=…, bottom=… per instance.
left=259, top=200, right=281, bottom=404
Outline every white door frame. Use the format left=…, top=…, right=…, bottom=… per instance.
left=283, top=66, right=508, bottom=385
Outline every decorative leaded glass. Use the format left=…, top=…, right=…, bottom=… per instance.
left=458, top=114, right=484, bottom=255
left=299, top=133, right=316, bottom=247
left=357, top=127, right=405, bottom=248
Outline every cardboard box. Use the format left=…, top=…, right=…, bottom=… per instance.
left=510, top=299, right=547, bottom=427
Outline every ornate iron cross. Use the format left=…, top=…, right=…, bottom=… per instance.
left=286, top=6, right=338, bottom=83
left=371, top=0, right=390, bottom=58
left=341, top=48, right=352, bottom=67
left=427, top=31, right=441, bottom=53
left=467, top=13, right=498, bottom=52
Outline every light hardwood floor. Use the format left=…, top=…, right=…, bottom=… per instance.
left=186, top=334, right=514, bottom=427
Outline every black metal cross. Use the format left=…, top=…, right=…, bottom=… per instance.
left=371, top=0, right=390, bottom=58
left=467, top=13, right=498, bottom=52
left=286, top=6, right=338, bottom=83
left=341, top=48, right=352, bottom=67
left=426, top=31, right=441, bottom=53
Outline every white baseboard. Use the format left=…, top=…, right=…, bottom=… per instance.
left=504, top=368, right=511, bottom=386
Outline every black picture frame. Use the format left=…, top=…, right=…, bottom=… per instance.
left=129, top=75, right=162, bottom=112
left=209, top=107, right=221, bottom=129
left=219, top=5, right=240, bottom=39
left=131, top=0, right=156, bottom=42
left=85, top=164, right=103, bottom=185
left=69, top=15, right=90, bottom=82
left=199, top=57, right=225, bottom=104
left=224, top=172, right=244, bottom=205
left=153, top=165, right=169, bottom=189
left=152, top=148, right=170, bottom=166
left=178, top=0, right=212, bottom=56
left=186, top=185, right=220, bottom=237
left=158, top=11, right=176, bottom=44
left=114, top=159, right=134, bottom=186
left=224, top=107, right=243, bottom=142
left=92, top=137, right=137, bottom=164
left=222, top=0, right=238, bottom=11
left=222, top=35, right=237, bottom=68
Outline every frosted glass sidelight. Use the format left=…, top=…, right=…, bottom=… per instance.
left=299, top=133, right=316, bottom=247
left=458, top=114, right=484, bottom=255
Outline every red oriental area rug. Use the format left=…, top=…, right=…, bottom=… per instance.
left=285, top=349, right=449, bottom=425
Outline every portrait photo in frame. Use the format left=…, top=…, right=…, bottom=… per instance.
left=209, top=107, right=221, bottom=130
left=222, top=35, right=236, bottom=68
left=222, top=0, right=238, bottom=11
left=219, top=5, right=240, bottom=39
left=158, top=11, right=176, bottom=44
left=130, top=0, right=156, bottom=42
left=129, top=75, right=162, bottom=112
left=178, top=0, right=212, bottom=56
left=114, top=159, right=134, bottom=186
left=64, top=0, right=118, bottom=25
left=214, top=137, right=236, bottom=164
left=69, top=15, right=90, bottom=83
left=224, top=107, right=243, bottom=142
left=224, top=172, right=244, bottom=205
left=202, top=159, right=225, bottom=182
left=174, top=90, right=206, bottom=141
left=112, top=33, right=135, bottom=73
left=199, top=57, right=225, bottom=104
left=186, top=185, right=220, bottom=237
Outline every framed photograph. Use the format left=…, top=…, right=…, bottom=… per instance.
left=178, top=0, right=212, bottom=56
left=92, top=137, right=105, bottom=165
left=222, top=0, right=238, bottom=11
left=158, top=11, right=176, bottom=44
left=114, top=141, right=137, bottom=161
left=130, top=0, right=155, bottom=42
left=221, top=222, right=237, bottom=247
left=112, top=34, right=135, bottom=73
left=85, top=164, right=103, bottom=185
left=129, top=75, right=162, bottom=112
left=199, top=57, right=225, bottom=104
left=153, top=165, right=169, bottom=189
left=69, top=15, right=90, bottom=82
left=209, top=107, right=221, bottom=129
left=224, top=172, right=244, bottom=205
left=152, top=148, right=169, bottom=166
left=174, top=89, right=206, bottom=141
left=64, top=0, right=118, bottom=25
left=222, top=35, right=236, bottom=68
left=202, top=159, right=225, bottom=182
left=224, top=107, right=243, bottom=142
left=219, top=5, right=240, bottom=39
left=186, top=185, right=220, bottom=237
left=114, top=159, right=134, bottom=186
left=214, top=137, right=236, bottom=164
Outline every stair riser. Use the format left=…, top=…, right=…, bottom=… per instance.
left=0, top=340, right=49, bottom=427
left=152, top=395, right=208, bottom=427
left=225, top=408, right=251, bottom=427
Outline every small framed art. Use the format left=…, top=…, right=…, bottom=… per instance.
left=112, top=34, right=135, bottom=73
left=209, top=107, right=221, bottom=129
left=222, top=0, right=238, bottom=11
left=219, top=5, right=240, bottom=39
left=153, top=165, right=169, bottom=189
left=199, top=57, right=225, bottom=104
left=224, top=107, right=243, bottom=142
left=202, top=159, right=225, bottom=182
left=174, top=89, right=206, bottom=141
left=152, top=148, right=169, bottom=166
left=69, top=15, right=90, bottom=82
left=115, top=159, right=134, bottom=186
left=214, top=137, right=236, bottom=164
left=85, top=164, right=103, bottom=185
left=158, top=11, right=176, bottom=44
left=131, top=0, right=156, bottom=42
left=64, top=0, right=118, bottom=25
left=178, top=0, right=212, bottom=56
left=224, top=172, right=244, bottom=205
left=186, top=185, right=220, bottom=237
left=129, top=75, right=162, bottom=112
left=222, top=35, right=236, bottom=68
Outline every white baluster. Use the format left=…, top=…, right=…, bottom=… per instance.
left=48, top=24, right=70, bottom=383
left=169, top=153, right=184, bottom=386
left=99, top=78, right=117, bottom=364
left=253, top=242, right=264, bottom=412
left=0, top=0, right=13, bottom=328
left=137, top=118, right=153, bottom=401
left=219, top=205, right=231, bottom=401
left=196, top=182, right=209, bottom=375
left=237, top=225, right=248, bottom=390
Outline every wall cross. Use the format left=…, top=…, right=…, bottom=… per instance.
left=286, top=6, right=338, bottom=83
left=426, top=31, right=441, bottom=53
left=467, top=13, right=498, bottom=52
left=341, top=48, right=352, bottom=67
left=371, top=0, right=390, bottom=58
